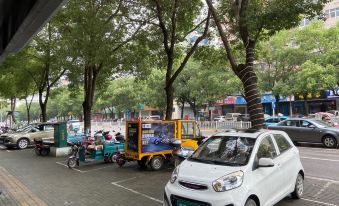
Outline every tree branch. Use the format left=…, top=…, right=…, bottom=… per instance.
left=169, top=0, right=179, bottom=55
left=206, top=0, right=238, bottom=70
left=112, top=23, right=144, bottom=53
left=49, top=68, right=67, bottom=88
left=238, top=0, right=250, bottom=46
left=184, top=17, right=208, bottom=39
left=153, top=0, right=170, bottom=55
left=167, top=10, right=211, bottom=87
left=104, top=0, right=122, bottom=24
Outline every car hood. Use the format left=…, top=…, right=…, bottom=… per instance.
left=177, top=159, right=245, bottom=184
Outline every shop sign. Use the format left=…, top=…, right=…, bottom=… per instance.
left=326, top=89, right=339, bottom=98
left=236, top=96, right=247, bottom=105
left=224, top=96, right=236, bottom=105
left=261, top=94, right=276, bottom=103
left=214, top=100, right=224, bottom=106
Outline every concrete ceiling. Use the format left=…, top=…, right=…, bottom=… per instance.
left=0, top=0, right=66, bottom=61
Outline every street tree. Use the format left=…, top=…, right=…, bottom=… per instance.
left=174, top=60, right=233, bottom=119
left=142, top=0, right=211, bottom=120
left=58, top=0, right=144, bottom=132
left=206, top=0, right=329, bottom=128
left=0, top=50, right=37, bottom=125
left=256, top=29, right=307, bottom=114
left=26, top=22, right=67, bottom=122
left=294, top=61, right=337, bottom=115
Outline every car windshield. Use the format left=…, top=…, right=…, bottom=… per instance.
left=189, top=136, right=256, bottom=166
left=225, top=114, right=233, bottom=118
left=17, top=125, right=34, bottom=132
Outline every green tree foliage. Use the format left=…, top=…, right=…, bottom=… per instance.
left=58, top=0, right=144, bottom=131
left=47, top=87, right=83, bottom=120
left=0, top=49, right=37, bottom=124
left=206, top=0, right=329, bottom=128
left=138, top=0, right=211, bottom=119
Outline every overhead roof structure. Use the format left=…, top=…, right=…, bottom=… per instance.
left=0, top=0, right=66, bottom=61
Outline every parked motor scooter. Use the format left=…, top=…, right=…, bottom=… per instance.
left=34, top=138, right=53, bottom=156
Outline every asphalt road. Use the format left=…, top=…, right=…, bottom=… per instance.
left=0, top=144, right=338, bottom=206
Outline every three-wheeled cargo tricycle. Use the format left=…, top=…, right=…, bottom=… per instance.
left=67, top=137, right=124, bottom=168
left=116, top=120, right=204, bottom=170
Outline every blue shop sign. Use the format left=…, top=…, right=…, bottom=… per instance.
left=236, top=96, right=247, bottom=105
left=261, top=94, right=276, bottom=103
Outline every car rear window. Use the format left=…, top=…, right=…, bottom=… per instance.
left=273, top=134, right=292, bottom=153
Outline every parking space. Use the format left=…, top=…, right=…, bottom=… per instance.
left=0, top=145, right=339, bottom=206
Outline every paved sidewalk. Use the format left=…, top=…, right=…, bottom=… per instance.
left=0, top=166, right=48, bottom=206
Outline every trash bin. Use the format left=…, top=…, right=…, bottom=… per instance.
left=54, top=122, right=67, bottom=148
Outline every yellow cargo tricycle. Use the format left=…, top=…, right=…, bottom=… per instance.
left=115, top=120, right=204, bottom=170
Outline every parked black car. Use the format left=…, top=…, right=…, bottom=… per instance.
left=268, top=118, right=339, bottom=148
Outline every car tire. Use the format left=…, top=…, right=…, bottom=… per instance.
left=322, top=136, right=337, bottom=148
left=291, top=173, right=304, bottom=199
left=245, top=198, right=257, bottom=206
left=17, top=138, right=29, bottom=149
left=150, top=156, right=164, bottom=171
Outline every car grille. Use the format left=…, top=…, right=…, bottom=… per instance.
left=179, top=181, right=208, bottom=190
left=170, top=195, right=211, bottom=206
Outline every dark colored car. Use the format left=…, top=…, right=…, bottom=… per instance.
left=268, top=118, right=339, bottom=148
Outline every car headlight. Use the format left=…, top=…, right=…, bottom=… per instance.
left=170, top=166, right=179, bottom=184
left=212, top=171, right=244, bottom=192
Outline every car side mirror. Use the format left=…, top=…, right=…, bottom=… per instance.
left=258, top=158, right=274, bottom=167
left=31, top=129, right=36, bottom=133
left=308, top=125, right=316, bottom=129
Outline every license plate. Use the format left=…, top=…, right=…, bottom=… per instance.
left=177, top=199, right=200, bottom=206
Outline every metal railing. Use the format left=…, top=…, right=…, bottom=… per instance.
left=197, top=121, right=252, bottom=130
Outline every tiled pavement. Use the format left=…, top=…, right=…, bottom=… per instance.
left=0, top=146, right=339, bottom=206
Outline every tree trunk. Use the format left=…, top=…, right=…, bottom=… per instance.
left=25, top=99, right=31, bottom=123
left=180, top=100, right=185, bottom=119
left=165, top=85, right=174, bottom=120
left=83, top=64, right=100, bottom=133
left=275, top=95, right=280, bottom=115
left=237, top=42, right=264, bottom=129
left=10, top=97, right=16, bottom=124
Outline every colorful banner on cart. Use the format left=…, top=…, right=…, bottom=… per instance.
left=141, top=122, right=175, bottom=153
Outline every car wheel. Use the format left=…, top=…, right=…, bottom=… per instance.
left=322, top=136, right=337, bottom=148
left=17, top=138, right=29, bottom=149
left=245, top=198, right=257, bottom=206
left=150, top=156, right=164, bottom=171
left=291, top=173, right=304, bottom=199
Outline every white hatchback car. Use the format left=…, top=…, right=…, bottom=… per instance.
left=164, top=130, right=304, bottom=206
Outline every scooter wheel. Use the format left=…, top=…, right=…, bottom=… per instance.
left=40, top=148, right=50, bottom=156
left=117, top=159, right=126, bottom=167
left=67, top=157, right=77, bottom=168
left=34, top=148, right=41, bottom=156
left=104, top=156, right=113, bottom=163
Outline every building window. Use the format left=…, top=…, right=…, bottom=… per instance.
left=330, top=9, right=336, bottom=17
left=336, top=8, right=339, bottom=17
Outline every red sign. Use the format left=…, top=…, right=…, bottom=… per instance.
left=224, top=96, right=236, bottom=105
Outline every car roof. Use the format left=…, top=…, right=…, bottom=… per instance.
left=213, top=129, right=275, bottom=139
